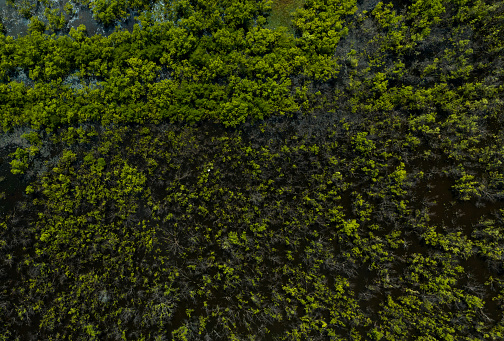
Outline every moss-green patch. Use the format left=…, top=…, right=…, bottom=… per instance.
left=265, top=0, right=305, bottom=34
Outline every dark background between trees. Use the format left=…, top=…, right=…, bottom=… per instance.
left=0, top=0, right=504, bottom=339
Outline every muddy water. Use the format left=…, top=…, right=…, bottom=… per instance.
left=1, top=2, right=503, bottom=336
left=0, top=0, right=31, bottom=38
left=0, top=0, right=140, bottom=39
left=0, top=0, right=141, bottom=213
left=66, top=5, right=140, bottom=37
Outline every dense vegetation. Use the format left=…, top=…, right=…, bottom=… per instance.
left=1, top=0, right=504, bottom=339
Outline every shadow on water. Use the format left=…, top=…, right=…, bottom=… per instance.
left=0, top=146, right=27, bottom=213
left=401, top=140, right=504, bottom=324
left=0, top=126, right=34, bottom=214
left=461, top=254, right=502, bottom=323
left=0, top=0, right=502, bottom=333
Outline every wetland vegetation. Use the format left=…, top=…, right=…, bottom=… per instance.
left=0, top=0, right=504, bottom=339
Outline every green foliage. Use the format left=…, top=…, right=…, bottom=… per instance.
left=352, top=132, right=376, bottom=156
left=43, top=7, right=67, bottom=31
left=27, top=16, right=47, bottom=34
left=264, top=0, right=303, bottom=34
left=1, top=0, right=504, bottom=339
left=291, top=0, right=357, bottom=54
left=9, top=146, right=38, bottom=174
left=452, top=170, right=483, bottom=201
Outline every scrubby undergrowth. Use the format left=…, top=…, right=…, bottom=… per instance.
left=1, top=0, right=504, bottom=340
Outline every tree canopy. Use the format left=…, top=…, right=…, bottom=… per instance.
left=0, top=0, right=504, bottom=339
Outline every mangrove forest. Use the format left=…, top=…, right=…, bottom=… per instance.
left=0, top=0, right=504, bottom=339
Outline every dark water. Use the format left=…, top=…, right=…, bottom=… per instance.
left=1, top=1, right=503, bottom=337
left=0, top=127, right=31, bottom=214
